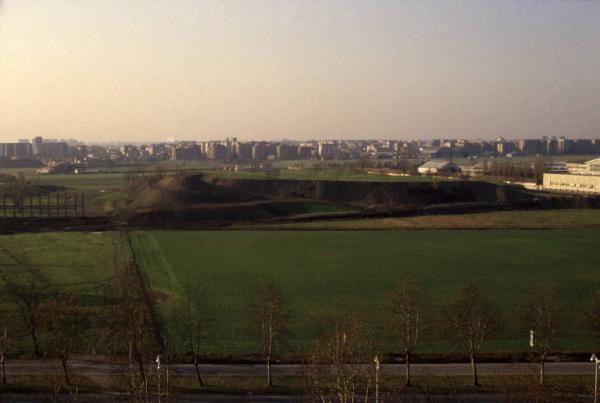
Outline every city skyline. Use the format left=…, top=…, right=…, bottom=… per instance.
left=1, top=0, right=599, bottom=142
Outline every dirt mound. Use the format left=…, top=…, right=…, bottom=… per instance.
left=119, top=174, right=272, bottom=224
left=126, top=202, right=287, bottom=227
left=119, top=174, right=538, bottom=226
left=210, top=178, right=532, bottom=208
left=123, top=174, right=258, bottom=210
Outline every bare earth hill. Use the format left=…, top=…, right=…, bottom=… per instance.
left=209, top=177, right=532, bottom=207
left=117, top=174, right=542, bottom=226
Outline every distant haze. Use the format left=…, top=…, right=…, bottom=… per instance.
left=0, top=0, right=599, bottom=142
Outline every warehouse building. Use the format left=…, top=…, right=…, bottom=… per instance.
left=543, top=158, right=600, bottom=194
left=417, top=160, right=460, bottom=175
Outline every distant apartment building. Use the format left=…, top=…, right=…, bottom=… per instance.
left=120, top=145, right=141, bottom=160
left=171, top=145, right=201, bottom=161
left=557, top=137, right=572, bottom=155
left=210, top=143, right=229, bottom=160
left=543, top=137, right=558, bottom=155
left=571, top=139, right=595, bottom=155
left=276, top=143, right=298, bottom=160
left=297, top=144, right=315, bottom=159
left=251, top=142, right=268, bottom=160
left=543, top=158, right=600, bottom=194
left=41, top=141, right=69, bottom=159
left=517, top=139, right=544, bottom=155
left=32, top=136, right=43, bottom=156
left=496, top=141, right=516, bottom=155
left=0, top=142, right=32, bottom=158
left=235, top=142, right=253, bottom=160
left=318, top=141, right=337, bottom=160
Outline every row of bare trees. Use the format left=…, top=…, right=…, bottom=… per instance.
left=382, top=279, right=597, bottom=388
left=250, top=275, right=600, bottom=396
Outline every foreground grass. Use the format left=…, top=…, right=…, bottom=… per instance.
left=2, top=229, right=598, bottom=356
left=131, top=229, right=600, bottom=354
left=257, top=209, right=600, bottom=229
left=0, top=232, right=126, bottom=353
left=172, top=374, right=595, bottom=398
left=0, top=374, right=594, bottom=399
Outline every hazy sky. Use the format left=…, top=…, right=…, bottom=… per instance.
left=1, top=0, right=599, bottom=142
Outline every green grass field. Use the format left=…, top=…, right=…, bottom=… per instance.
left=0, top=232, right=126, bottom=352
left=0, top=172, right=130, bottom=216
left=267, top=200, right=357, bottom=215
left=1, top=229, right=598, bottom=356
left=130, top=230, right=600, bottom=355
left=252, top=209, right=600, bottom=230
left=205, top=168, right=438, bottom=182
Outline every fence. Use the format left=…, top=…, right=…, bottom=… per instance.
left=0, top=192, right=85, bottom=218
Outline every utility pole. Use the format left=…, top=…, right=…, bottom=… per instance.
left=374, top=355, right=380, bottom=403
left=1, top=328, right=6, bottom=385
left=156, top=355, right=161, bottom=403
left=592, top=354, right=599, bottom=403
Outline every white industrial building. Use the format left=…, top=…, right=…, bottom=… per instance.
left=417, top=160, right=460, bottom=175
left=543, top=158, right=600, bottom=194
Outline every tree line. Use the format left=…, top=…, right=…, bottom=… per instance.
left=251, top=276, right=600, bottom=399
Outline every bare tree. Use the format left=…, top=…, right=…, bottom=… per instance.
left=160, top=331, right=177, bottom=402
left=124, top=170, right=140, bottom=183
left=0, top=247, right=51, bottom=357
left=533, top=157, right=549, bottom=185
left=441, top=282, right=497, bottom=386
left=153, top=164, right=166, bottom=178
left=307, top=313, right=372, bottom=403
left=0, top=328, right=7, bottom=385
left=42, top=294, right=89, bottom=386
left=250, top=277, right=290, bottom=387
left=583, top=289, right=600, bottom=345
left=385, top=275, right=426, bottom=386
left=496, top=186, right=507, bottom=205
left=521, top=285, right=561, bottom=385
left=110, top=260, right=164, bottom=401
left=178, top=289, right=210, bottom=387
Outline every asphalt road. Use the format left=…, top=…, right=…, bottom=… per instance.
left=3, top=359, right=597, bottom=377
left=2, top=360, right=596, bottom=402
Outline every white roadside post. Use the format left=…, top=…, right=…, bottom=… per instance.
left=156, top=355, right=161, bottom=403
left=374, top=355, right=380, bottom=403
left=592, top=353, right=599, bottom=403
left=529, top=329, right=534, bottom=349
left=529, top=330, right=537, bottom=381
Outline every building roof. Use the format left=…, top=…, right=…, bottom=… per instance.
left=419, top=160, right=453, bottom=169
left=585, top=158, right=600, bottom=165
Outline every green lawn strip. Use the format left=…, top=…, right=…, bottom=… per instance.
left=1, top=374, right=592, bottom=397
left=0, top=231, right=124, bottom=353
left=266, top=200, right=358, bottom=215
left=131, top=230, right=600, bottom=355
left=258, top=209, right=600, bottom=230
left=206, top=169, right=439, bottom=182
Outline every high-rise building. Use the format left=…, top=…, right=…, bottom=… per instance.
left=171, top=145, right=201, bottom=161
left=318, top=141, right=337, bottom=160
left=41, top=141, right=69, bottom=159
left=251, top=142, right=268, bottom=160
left=276, top=143, right=298, bottom=160
left=32, top=136, right=43, bottom=156
left=0, top=142, right=32, bottom=158
left=235, top=142, right=253, bottom=160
